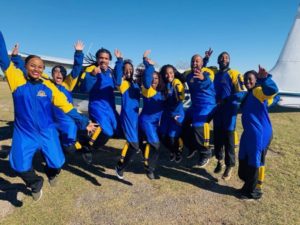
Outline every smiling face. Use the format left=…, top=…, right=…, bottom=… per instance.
left=244, top=72, right=257, bottom=90
left=25, top=57, right=44, bottom=80
left=123, top=63, right=133, bottom=80
left=96, top=52, right=110, bottom=70
left=52, top=67, right=64, bottom=85
left=218, top=52, right=230, bottom=70
left=165, top=67, right=175, bottom=83
left=191, top=55, right=203, bottom=73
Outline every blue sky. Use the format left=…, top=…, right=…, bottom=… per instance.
left=0, top=0, right=299, bottom=73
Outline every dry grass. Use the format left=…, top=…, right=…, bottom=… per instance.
left=0, top=81, right=299, bottom=225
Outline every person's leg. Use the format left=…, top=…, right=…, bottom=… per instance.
left=194, top=124, right=211, bottom=167
left=144, top=142, right=160, bottom=179
left=116, top=142, right=140, bottom=179
left=10, top=129, right=43, bottom=200
left=213, top=126, right=224, bottom=161
left=182, top=112, right=197, bottom=158
left=18, top=169, right=44, bottom=200
left=41, top=128, right=65, bottom=186
left=222, top=130, right=236, bottom=180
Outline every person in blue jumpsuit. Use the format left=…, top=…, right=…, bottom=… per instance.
left=113, top=49, right=141, bottom=179
left=76, top=48, right=121, bottom=164
left=183, top=54, right=216, bottom=167
left=213, top=52, right=246, bottom=180
left=10, top=42, right=87, bottom=155
left=238, top=67, right=278, bottom=200
left=0, top=31, right=97, bottom=201
left=50, top=41, right=86, bottom=153
left=139, top=50, right=165, bottom=179
left=159, top=64, right=185, bottom=163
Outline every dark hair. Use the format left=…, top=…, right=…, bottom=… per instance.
left=52, top=65, right=67, bottom=78
left=123, top=59, right=134, bottom=79
left=153, top=71, right=165, bottom=92
left=217, top=51, right=230, bottom=63
left=160, top=64, right=185, bottom=83
left=244, top=70, right=258, bottom=80
left=25, top=55, right=44, bottom=66
left=95, top=48, right=112, bottom=60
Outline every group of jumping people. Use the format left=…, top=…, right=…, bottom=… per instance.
left=0, top=31, right=279, bottom=201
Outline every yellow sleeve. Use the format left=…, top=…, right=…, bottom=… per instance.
left=3, top=62, right=27, bottom=93
left=41, top=73, right=50, bottom=79
left=118, top=80, right=130, bottom=94
left=228, top=69, right=246, bottom=92
left=172, top=78, right=185, bottom=101
left=63, top=75, right=79, bottom=91
left=142, top=86, right=157, bottom=98
left=202, top=67, right=215, bottom=81
left=253, top=87, right=276, bottom=103
left=43, top=80, right=74, bottom=113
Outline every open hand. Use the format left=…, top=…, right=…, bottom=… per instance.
left=86, top=122, right=99, bottom=135
left=193, top=68, right=204, bottom=80
left=205, top=48, right=213, bottom=58
left=258, top=65, right=268, bottom=79
left=114, top=49, right=122, bottom=58
left=11, top=43, right=19, bottom=55
left=74, top=40, right=85, bottom=51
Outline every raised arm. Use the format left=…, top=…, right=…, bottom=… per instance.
left=63, top=40, right=85, bottom=91
left=0, top=32, right=26, bottom=92
left=113, top=49, right=123, bottom=87
left=203, top=47, right=213, bottom=67
left=0, top=31, right=11, bottom=71
left=10, top=43, right=27, bottom=75
left=253, top=65, right=279, bottom=102
left=142, top=50, right=155, bottom=89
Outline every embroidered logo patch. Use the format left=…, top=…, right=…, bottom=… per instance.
left=37, top=90, right=47, bottom=97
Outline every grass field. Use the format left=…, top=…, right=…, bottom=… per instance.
left=0, top=81, right=299, bottom=225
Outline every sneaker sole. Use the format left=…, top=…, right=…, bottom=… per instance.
left=115, top=167, right=124, bottom=180
left=32, top=189, right=43, bottom=202
left=198, top=159, right=210, bottom=168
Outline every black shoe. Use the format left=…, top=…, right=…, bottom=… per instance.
left=146, top=171, right=155, bottom=180
left=251, top=189, right=263, bottom=200
left=169, top=153, right=176, bottom=161
left=186, top=149, right=197, bottom=159
left=198, top=157, right=209, bottom=168
left=175, top=152, right=183, bottom=163
left=222, top=167, right=233, bottom=181
left=239, top=192, right=255, bottom=201
left=115, top=166, right=124, bottom=180
left=214, top=160, right=223, bottom=173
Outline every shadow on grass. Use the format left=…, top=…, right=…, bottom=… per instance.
left=0, top=158, right=31, bottom=207
left=0, top=121, right=13, bottom=141
left=28, top=149, right=133, bottom=187
left=0, top=144, right=236, bottom=200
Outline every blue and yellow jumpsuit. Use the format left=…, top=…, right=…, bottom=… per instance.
left=238, top=75, right=278, bottom=198
left=82, top=65, right=121, bottom=147
left=11, top=51, right=84, bottom=152
left=0, top=32, right=89, bottom=194
left=183, top=67, right=216, bottom=159
left=139, top=60, right=165, bottom=173
left=159, top=77, right=185, bottom=159
left=213, top=68, right=246, bottom=167
left=51, top=51, right=84, bottom=152
left=114, top=58, right=141, bottom=171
